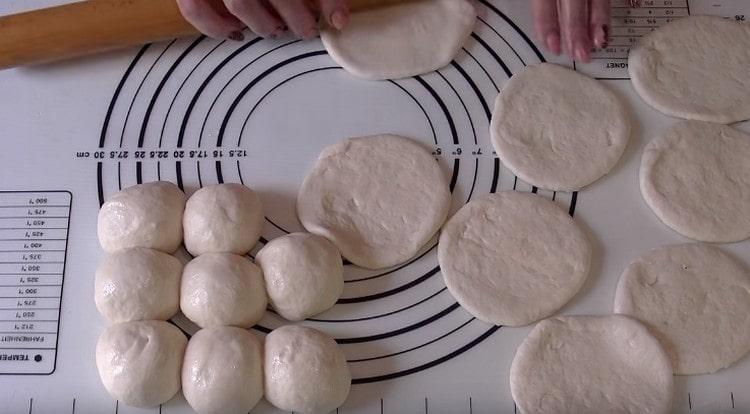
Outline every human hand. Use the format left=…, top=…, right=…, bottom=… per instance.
left=176, top=0, right=350, bottom=41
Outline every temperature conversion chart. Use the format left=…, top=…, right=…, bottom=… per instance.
left=0, top=191, right=71, bottom=375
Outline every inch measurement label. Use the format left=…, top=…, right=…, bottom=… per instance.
left=0, top=191, right=71, bottom=375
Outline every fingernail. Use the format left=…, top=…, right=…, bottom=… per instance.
left=545, top=33, right=561, bottom=55
left=302, top=26, right=319, bottom=39
left=331, top=10, right=349, bottom=30
left=269, top=25, right=286, bottom=38
left=575, top=45, right=590, bottom=63
left=228, top=31, right=245, bottom=42
left=595, top=24, right=608, bottom=48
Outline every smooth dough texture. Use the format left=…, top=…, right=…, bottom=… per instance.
left=256, top=233, right=343, bottom=321
left=95, top=247, right=182, bottom=323
left=97, top=182, right=185, bottom=253
left=439, top=192, right=591, bottom=326
left=183, top=183, right=264, bottom=256
left=614, top=243, right=750, bottom=375
left=510, top=315, right=673, bottom=414
left=321, top=0, right=476, bottom=80
left=629, top=16, right=750, bottom=123
left=297, top=134, right=451, bottom=269
left=180, top=253, right=267, bottom=328
left=96, top=320, right=187, bottom=407
left=491, top=63, right=630, bottom=191
left=264, top=325, right=351, bottom=414
left=182, top=327, right=264, bottom=414
left=640, top=121, right=750, bottom=242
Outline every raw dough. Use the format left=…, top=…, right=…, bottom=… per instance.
left=614, top=243, right=750, bottom=375
left=264, top=325, right=351, bottom=414
left=96, top=320, right=187, bottom=407
left=256, top=233, right=343, bottom=321
left=297, top=134, right=450, bottom=269
left=321, top=0, right=476, bottom=80
left=438, top=192, right=591, bottom=326
left=182, top=327, right=264, bottom=414
left=97, top=181, right=185, bottom=253
left=183, top=183, right=264, bottom=256
left=490, top=63, right=630, bottom=191
left=629, top=16, right=750, bottom=123
left=95, top=247, right=182, bottom=323
left=180, top=253, right=267, bottom=328
left=510, top=315, right=673, bottom=414
left=640, top=121, right=750, bottom=242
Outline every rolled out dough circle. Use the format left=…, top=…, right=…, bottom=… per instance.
left=490, top=63, right=630, bottom=191
left=297, top=134, right=451, bottom=269
left=614, top=243, right=750, bottom=375
left=438, top=192, right=591, bottom=326
left=629, top=16, right=750, bottom=123
left=640, top=121, right=750, bottom=243
left=510, top=315, right=673, bottom=414
left=321, top=0, right=476, bottom=80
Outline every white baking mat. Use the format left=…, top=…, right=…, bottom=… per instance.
left=1, top=0, right=749, bottom=413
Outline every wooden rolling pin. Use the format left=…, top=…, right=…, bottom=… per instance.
left=0, top=0, right=412, bottom=70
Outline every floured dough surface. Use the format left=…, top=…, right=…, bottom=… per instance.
left=510, top=315, right=673, bottom=414
left=97, top=182, right=185, bottom=253
left=183, top=183, right=264, bottom=256
left=95, top=247, right=182, bottom=323
left=490, top=63, right=630, bottom=191
left=180, top=253, right=267, bottom=328
left=321, top=0, right=476, bottom=80
left=96, top=320, right=187, bottom=408
left=256, top=233, right=343, bottom=321
left=182, top=327, right=264, bottom=414
left=629, top=16, right=750, bottom=123
left=615, top=243, right=750, bottom=375
left=297, top=134, right=450, bottom=269
left=264, top=325, right=351, bottom=414
left=439, top=192, right=591, bottom=326
left=640, top=121, right=750, bottom=242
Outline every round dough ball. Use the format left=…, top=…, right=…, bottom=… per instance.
left=180, top=253, right=267, bottom=328
left=490, top=63, right=630, bottom=191
left=629, top=16, right=750, bottom=124
left=640, top=121, right=750, bottom=243
left=264, top=325, right=351, bottom=414
left=183, top=183, right=264, bottom=256
left=182, top=327, right=264, bottom=414
left=95, top=320, right=187, bottom=407
left=95, top=247, right=182, bottom=323
left=510, top=315, right=673, bottom=414
left=439, top=192, right=591, bottom=326
left=614, top=243, right=750, bottom=375
left=98, top=181, right=185, bottom=253
left=321, top=0, right=476, bottom=80
left=297, top=134, right=450, bottom=269
left=256, top=233, right=343, bottom=321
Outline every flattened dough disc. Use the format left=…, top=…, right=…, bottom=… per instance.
left=615, top=243, right=750, bottom=375
left=630, top=16, right=750, bottom=123
left=510, top=315, right=673, bottom=414
left=640, top=121, right=750, bottom=243
left=490, top=63, right=630, bottom=191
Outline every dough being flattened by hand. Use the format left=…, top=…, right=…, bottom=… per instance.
left=510, top=315, right=673, bottom=414
left=321, top=0, right=476, bottom=80
left=640, top=121, right=750, bottom=242
left=630, top=16, right=750, bottom=123
left=438, top=192, right=591, bottom=326
left=615, top=243, right=750, bottom=375
left=297, top=134, right=451, bottom=269
left=491, top=63, right=630, bottom=191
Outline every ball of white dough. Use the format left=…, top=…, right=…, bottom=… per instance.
left=182, top=327, right=264, bottom=414
left=256, top=233, right=343, bottom=321
left=95, top=247, right=182, bottom=323
left=180, top=253, right=267, bottom=328
left=264, top=325, right=351, bottom=414
left=183, top=184, right=264, bottom=256
left=97, top=182, right=185, bottom=253
left=95, top=320, right=187, bottom=408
